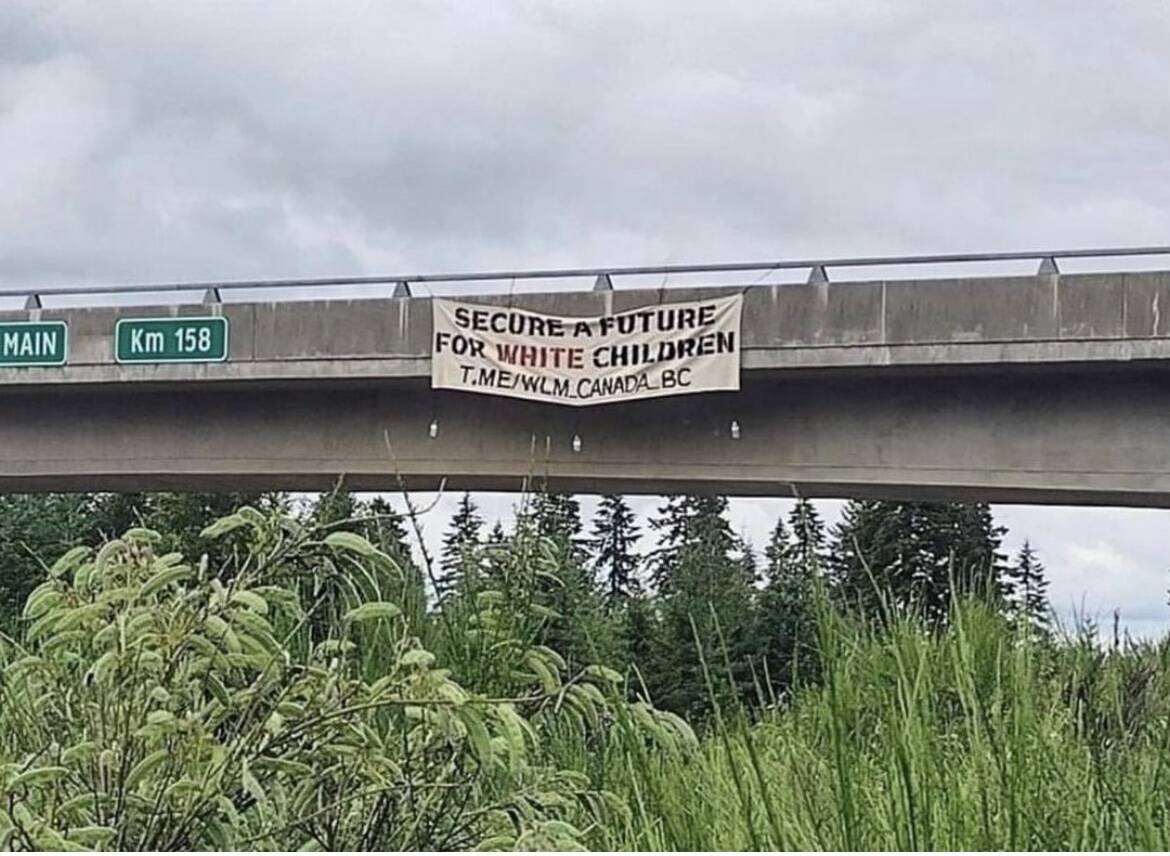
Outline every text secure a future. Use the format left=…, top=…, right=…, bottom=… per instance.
left=436, top=301, right=737, bottom=371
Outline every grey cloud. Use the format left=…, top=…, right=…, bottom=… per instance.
left=2, top=0, right=1169, bottom=633
left=6, top=0, right=1170, bottom=284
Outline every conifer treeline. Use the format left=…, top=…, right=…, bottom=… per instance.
left=435, top=492, right=1052, bottom=717
left=0, top=489, right=1051, bottom=719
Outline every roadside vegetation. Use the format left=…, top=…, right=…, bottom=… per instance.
left=1, top=489, right=1166, bottom=850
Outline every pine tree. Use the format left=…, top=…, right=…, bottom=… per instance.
left=787, top=498, right=826, bottom=570
left=622, top=591, right=658, bottom=689
left=1006, top=540, right=1050, bottom=629
left=0, top=495, right=92, bottom=626
left=524, top=491, right=609, bottom=671
left=646, top=495, right=757, bottom=718
left=589, top=494, right=642, bottom=608
left=647, top=495, right=690, bottom=594
left=532, top=493, right=581, bottom=536
left=310, top=488, right=358, bottom=527
left=757, top=512, right=819, bottom=698
left=829, top=500, right=1008, bottom=626
left=739, top=540, right=760, bottom=587
left=362, top=497, right=413, bottom=563
left=763, top=516, right=792, bottom=584
left=438, top=493, right=484, bottom=600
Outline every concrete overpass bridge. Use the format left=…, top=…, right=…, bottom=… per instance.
left=4, top=247, right=1170, bottom=507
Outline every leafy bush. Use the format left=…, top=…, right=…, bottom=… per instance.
left=0, top=508, right=668, bottom=850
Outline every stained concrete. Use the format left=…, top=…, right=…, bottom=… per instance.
left=1, top=270, right=1169, bottom=504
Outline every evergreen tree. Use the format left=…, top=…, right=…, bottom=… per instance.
left=361, top=497, right=413, bottom=564
left=646, top=495, right=757, bottom=718
left=763, top=516, right=792, bottom=585
left=307, top=489, right=414, bottom=573
left=524, top=491, right=609, bottom=671
left=438, top=493, right=484, bottom=600
left=830, top=500, right=1009, bottom=626
left=0, top=495, right=92, bottom=628
left=647, top=495, right=689, bottom=594
left=757, top=512, right=819, bottom=698
left=787, top=498, right=827, bottom=570
left=532, top=493, right=584, bottom=544
left=481, top=520, right=512, bottom=590
left=739, top=540, right=760, bottom=587
left=590, top=494, right=642, bottom=608
left=622, top=591, right=658, bottom=691
left=0, top=490, right=279, bottom=631
left=1006, top=540, right=1050, bottom=629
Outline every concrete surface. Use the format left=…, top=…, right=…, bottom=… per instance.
left=1, top=270, right=1169, bottom=504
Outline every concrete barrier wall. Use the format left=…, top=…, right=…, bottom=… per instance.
left=1, top=270, right=1170, bottom=386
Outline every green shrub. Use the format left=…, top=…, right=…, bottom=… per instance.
left=0, top=509, right=655, bottom=850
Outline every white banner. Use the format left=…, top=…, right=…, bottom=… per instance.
left=431, top=293, right=743, bottom=406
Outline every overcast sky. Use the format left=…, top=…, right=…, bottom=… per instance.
left=3, top=1, right=1170, bottom=635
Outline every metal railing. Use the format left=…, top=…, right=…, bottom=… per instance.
left=12, top=245, right=1170, bottom=308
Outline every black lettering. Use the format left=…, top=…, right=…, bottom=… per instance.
left=447, top=334, right=480, bottom=355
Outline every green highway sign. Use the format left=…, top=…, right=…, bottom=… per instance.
left=0, top=321, right=68, bottom=366
left=115, top=316, right=229, bottom=364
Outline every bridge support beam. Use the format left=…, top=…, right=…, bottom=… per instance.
left=1, top=368, right=1169, bottom=506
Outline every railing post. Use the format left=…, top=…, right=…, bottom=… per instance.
left=807, top=265, right=829, bottom=285
left=593, top=273, right=613, bottom=292
left=1037, top=257, right=1060, bottom=275
left=393, top=281, right=412, bottom=297
left=24, top=294, right=41, bottom=310
left=202, top=287, right=222, bottom=305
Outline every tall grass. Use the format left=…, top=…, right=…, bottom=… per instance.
left=540, top=600, right=1170, bottom=851
left=5, top=500, right=1170, bottom=850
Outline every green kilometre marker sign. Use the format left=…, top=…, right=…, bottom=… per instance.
left=115, top=317, right=229, bottom=363
left=0, top=321, right=68, bottom=366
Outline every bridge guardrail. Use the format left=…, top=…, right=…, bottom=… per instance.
left=9, top=245, right=1170, bottom=309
